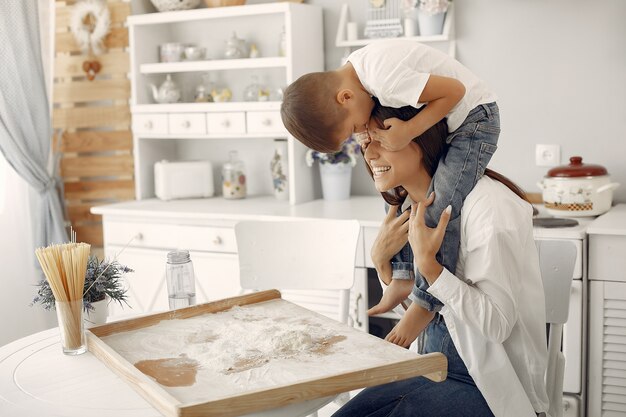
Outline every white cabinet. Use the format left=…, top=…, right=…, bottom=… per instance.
left=102, top=218, right=241, bottom=319
left=588, top=281, right=626, bottom=417
left=191, top=251, right=240, bottom=304
left=106, top=245, right=170, bottom=317
left=587, top=205, right=626, bottom=417
left=128, top=2, right=323, bottom=204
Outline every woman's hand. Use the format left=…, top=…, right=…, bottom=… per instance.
left=408, top=192, right=450, bottom=283
left=369, top=118, right=414, bottom=151
left=371, top=205, right=410, bottom=283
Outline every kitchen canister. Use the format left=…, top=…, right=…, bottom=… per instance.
left=222, top=150, right=247, bottom=199
left=537, top=156, right=620, bottom=217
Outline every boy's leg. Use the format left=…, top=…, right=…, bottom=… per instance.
left=423, top=103, right=500, bottom=275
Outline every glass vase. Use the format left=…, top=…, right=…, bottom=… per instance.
left=55, top=299, right=87, bottom=355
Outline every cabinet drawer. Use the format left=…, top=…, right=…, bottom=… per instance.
left=168, top=113, right=207, bottom=135
left=246, top=111, right=286, bottom=134
left=132, top=113, right=168, bottom=135
left=104, top=221, right=237, bottom=253
left=589, top=234, right=626, bottom=282
left=207, top=112, right=246, bottom=135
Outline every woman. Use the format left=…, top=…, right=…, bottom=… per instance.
left=332, top=103, right=550, bottom=417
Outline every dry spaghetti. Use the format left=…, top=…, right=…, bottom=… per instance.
left=35, top=242, right=91, bottom=352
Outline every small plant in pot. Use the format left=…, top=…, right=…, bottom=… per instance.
left=32, top=255, right=133, bottom=323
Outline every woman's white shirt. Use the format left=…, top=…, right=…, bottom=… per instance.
left=427, top=176, right=550, bottom=417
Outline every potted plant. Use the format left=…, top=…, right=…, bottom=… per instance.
left=306, top=136, right=360, bottom=201
left=32, top=255, right=133, bottom=326
left=403, top=0, right=450, bottom=36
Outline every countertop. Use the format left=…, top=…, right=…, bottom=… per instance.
left=587, top=204, right=626, bottom=235
left=91, top=196, right=601, bottom=238
left=91, top=195, right=387, bottom=227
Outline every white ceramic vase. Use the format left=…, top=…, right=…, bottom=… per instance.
left=319, top=162, right=352, bottom=201
left=270, top=139, right=289, bottom=200
left=418, top=11, right=446, bottom=36
left=84, top=298, right=108, bottom=328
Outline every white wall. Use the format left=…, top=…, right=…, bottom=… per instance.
left=250, top=0, right=626, bottom=202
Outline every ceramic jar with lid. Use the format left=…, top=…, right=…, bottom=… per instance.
left=537, top=156, right=620, bottom=217
left=222, top=151, right=246, bottom=199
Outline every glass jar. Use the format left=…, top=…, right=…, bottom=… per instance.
left=243, top=75, right=262, bottom=102
left=165, top=250, right=196, bottom=309
left=222, top=150, right=247, bottom=199
left=224, top=31, right=246, bottom=59
left=194, top=84, right=212, bottom=102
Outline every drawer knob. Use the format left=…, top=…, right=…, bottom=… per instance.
left=221, top=119, right=231, bottom=128
left=262, top=118, right=272, bottom=126
left=144, top=120, right=153, bottom=130
left=182, top=120, right=191, bottom=128
left=136, top=232, right=144, bottom=241
left=213, top=236, right=223, bottom=245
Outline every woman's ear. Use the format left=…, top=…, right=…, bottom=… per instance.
left=336, top=88, right=354, bottom=105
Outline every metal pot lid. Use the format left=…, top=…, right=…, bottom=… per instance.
left=547, top=156, right=608, bottom=178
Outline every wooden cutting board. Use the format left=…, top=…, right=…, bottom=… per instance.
left=87, top=290, right=447, bottom=417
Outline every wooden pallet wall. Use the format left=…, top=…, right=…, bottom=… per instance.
left=52, top=0, right=133, bottom=248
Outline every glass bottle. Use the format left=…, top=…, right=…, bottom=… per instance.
left=278, top=26, right=287, bottom=57
left=222, top=150, right=247, bottom=199
left=165, top=250, right=197, bottom=309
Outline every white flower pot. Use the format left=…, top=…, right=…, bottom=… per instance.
left=418, top=11, right=446, bottom=36
left=320, top=163, right=352, bottom=201
left=84, top=298, right=108, bottom=328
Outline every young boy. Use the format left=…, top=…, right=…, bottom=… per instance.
left=281, top=39, right=500, bottom=346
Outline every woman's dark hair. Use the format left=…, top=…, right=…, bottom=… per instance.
left=364, top=98, right=528, bottom=206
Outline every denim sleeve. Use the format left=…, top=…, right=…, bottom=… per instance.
left=410, top=274, right=444, bottom=312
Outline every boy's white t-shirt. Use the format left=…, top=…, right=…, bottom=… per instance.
left=347, top=39, right=497, bottom=132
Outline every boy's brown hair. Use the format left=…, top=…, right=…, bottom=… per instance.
left=281, top=72, right=347, bottom=153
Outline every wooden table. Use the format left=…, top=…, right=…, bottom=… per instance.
left=0, top=327, right=334, bottom=417
left=1, top=292, right=447, bottom=417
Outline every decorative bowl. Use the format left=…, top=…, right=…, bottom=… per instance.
left=151, top=0, right=200, bottom=12
left=203, top=0, right=246, bottom=7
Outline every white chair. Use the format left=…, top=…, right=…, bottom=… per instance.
left=235, top=219, right=361, bottom=324
left=536, top=239, right=578, bottom=417
left=234, top=219, right=361, bottom=417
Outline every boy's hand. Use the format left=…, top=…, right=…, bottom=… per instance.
left=371, top=205, right=410, bottom=274
left=385, top=303, right=435, bottom=348
left=369, top=118, right=414, bottom=151
left=367, top=278, right=414, bottom=316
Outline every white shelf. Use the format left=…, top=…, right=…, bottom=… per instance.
left=335, top=3, right=456, bottom=57
left=129, top=2, right=324, bottom=204
left=132, top=101, right=281, bottom=113
left=128, top=2, right=299, bottom=26
left=140, top=57, right=288, bottom=74
left=135, top=132, right=287, bottom=140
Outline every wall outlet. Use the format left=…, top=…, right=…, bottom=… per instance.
left=535, top=144, right=561, bottom=167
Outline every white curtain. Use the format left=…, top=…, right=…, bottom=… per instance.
left=0, top=0, right=67, bottom=247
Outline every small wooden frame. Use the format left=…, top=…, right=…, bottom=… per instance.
left=87, top=290, right=447, bottom=417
